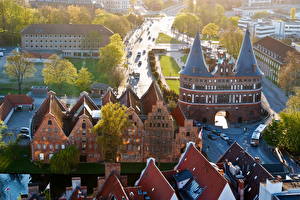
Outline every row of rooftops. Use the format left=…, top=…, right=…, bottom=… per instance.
left=181, top=30, right=263, bottom=77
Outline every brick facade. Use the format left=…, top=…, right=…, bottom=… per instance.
left=179, top=31, right=264, bottom=124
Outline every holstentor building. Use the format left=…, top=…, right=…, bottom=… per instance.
left=179, top=30, right=265, bottom=124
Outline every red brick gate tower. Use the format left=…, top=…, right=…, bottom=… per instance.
left=178, top=30, right=264, bottom=124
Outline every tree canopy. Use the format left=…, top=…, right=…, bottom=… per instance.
left=93, top=102, right=129, bottom=162
left=202, top=23, right=220, bottom=39
left=75, top=67, right=93, bottom=91
left=219, top=27, right=243, bottom=59
left=172, top=13, right=201, bottom=37
left=290, top=8, right=296, bottom=20
left=279, top=51, right=300, bottom=94
left=42, top=54, right=78, bottom=86
left=0, top=120, right=7, bottom=148
left=5, top=51, right=36, bottom=94
left=50, top=145, right=80, bottom=174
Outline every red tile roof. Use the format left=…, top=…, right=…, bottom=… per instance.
left=135, top=158, right=177, bottom=200
left=69, top=92, right=99, bottom=117
left=97, top=174, right=129, bottom=200
left=118, top=87, right=142, bottom=114
left=0, top=94, right=34, bottom=121
left=141, top=81, right=164, bottom=115
left=254, top=36, right=298, bottom=63
left=217, top=142, right=273, bottom=200
left=171, top=104, right=186, bottom=127
left=102, top=89, right=117, bottom=106
left=175, top=143, right=229, bottom=200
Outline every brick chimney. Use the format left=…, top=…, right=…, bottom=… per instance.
left=237, top=179, right=245, bottom=200
left=105, top=162, right=121, bottom=179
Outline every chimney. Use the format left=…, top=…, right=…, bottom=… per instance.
left=105, top=162, right=121, bottom=179
left=237, top=179, right=245, bottom=200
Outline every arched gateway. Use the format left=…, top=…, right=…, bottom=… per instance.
left=179, top=30, right=264, bottom=124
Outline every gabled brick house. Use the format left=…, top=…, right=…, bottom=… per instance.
left=102, top=81, right=201, bottom=163
left=31, top=91, right=101, bottom=162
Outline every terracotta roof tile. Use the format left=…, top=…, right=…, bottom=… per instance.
left=217, top=142, right=273, bottom=200
left=171, top=104, right=186, bottom=127
left=102, top=89, right=118, bottom=106
left=175, top=143, right=229, bottom=200
left=254, top=36, right=298, bottom=63
left=118, top=87, right=142, bottom=114
left=141, top=81, right=164, bottom=115
left=97, top=174, right=129, bottom=200
left=135, top=158, right=177, bottom=200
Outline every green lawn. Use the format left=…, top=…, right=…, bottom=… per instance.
left=156, top=33, right=182, bottom=44
left=160, top=55, right=180, bottom=77
left=166, top=80, right=180, bottom=94
left=67, top=58, right=109, bottom=84
left=181, top=54, right=188, bottom=64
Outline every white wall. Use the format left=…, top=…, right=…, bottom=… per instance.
left=218, top=183, right=236, bottom=200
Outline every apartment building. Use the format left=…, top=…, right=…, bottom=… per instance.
left=21, top=24, right=113, bottom=58
left=29, top=0, right=102, bottom=8
left=238, top=18, right=300, bottom=39
left=253, top=36, right=298, bottom=84
left=101, top=0, right=130, bottom=13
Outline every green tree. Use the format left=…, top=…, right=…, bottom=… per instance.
left=219, top=28, right=243, bottom=59
left=50, top=145, right=80, bottom=174
left=279, top=51, right=300, bottom=94
left=280, top=111, right=300, bottom=153
left=290, top=8, right=296, bottom=20
left=93, top=103, right=129, bottom=162
left=286, top=88, right=300, bottom=112
left=143, top=0, right=164, bottom=11
left=202, top=23, right=219, bottom=39
left=263, top=119, right=283, bottom=147
left=81, top=31, right=102, bottom=50
left=99, top=34, right=125, bottom=71
left=75, top=67, right=93, bottom=91
left=5, top=51, right=36, bottom=94
left=42, top=54, right=78, bottom=88
left=172, top=13, right=201, bottom=37
left=0, top=120, right=7, bottom=148
left=67, top=5, right=91, bottom=24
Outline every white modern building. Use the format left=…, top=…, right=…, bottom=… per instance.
left=246, top=0, right=272, bottom=7
left=238, top=17, right=300, bottom=38
left=101, top=0, right=130, bottom=13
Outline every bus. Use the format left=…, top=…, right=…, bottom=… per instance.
left=250, top=124, right=267, bottom=146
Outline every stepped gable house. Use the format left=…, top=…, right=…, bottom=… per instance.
left=21, top=24, right=113, bottom=58
left=31, top=91, right=101, bottom=162
left=179, top=30, right=264, bottom=124
left=102, top=81, right=201, bottom=163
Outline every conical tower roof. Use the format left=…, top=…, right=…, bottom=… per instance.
left=180, top=33, right=211, bottom=77
left=234, top=29, right=263, bottom=77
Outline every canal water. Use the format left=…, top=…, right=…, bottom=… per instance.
left=0, top=174, right=30, bottom=200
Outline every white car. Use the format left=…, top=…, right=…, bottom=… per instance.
left=20, top=127, right=30, bottom=135
left=220, top=133, right=229, bottom=141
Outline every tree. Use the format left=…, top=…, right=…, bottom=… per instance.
left=219, top=28, right=243, bottom=59
left=172, top=13, right=201, bottom=37
left=50, top=145, right=80, bottom=174
left=279, top=111, right=300, bottom=153
left=67, top=5, right=91, bottom=24
left=81, top=31, right=102, bottom=50
left=109, top=68, right=125, bottom=88
left=0, top=120, right=7, bottom=148
left=290, top=8, right=296, bottom=20
left=93, top=103, right=129, bottom=162
left=279, top=51, right=300, bottom=94
left=75, top=67, right=93, bottom=91
left=5, top=51, right=36, bottom=94
left=99, top=34, right=125, bottom=71
left=263, top=119, right=283, bottom=147
left=42, top=54, right=78, bottom=88
left=285, top=88, right=300, bottom=112
left=143, top=0, right=164, bottom=11
left=202, top=23, right=219, bottom=39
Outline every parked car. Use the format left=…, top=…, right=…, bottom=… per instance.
left=18, top=134, right=31, bottom=140
left=152, top=38, right=155, bottom=42
left=127, top=51, right=132, bottom=58
left=208, top=133, right=218, bottom=140
left=138, top=61, right=142, bottom=67
left=20, top=127, right=30, bottom=135
left=148, top=36, right=151, bottom=40
left=211, top=130, right=220, bottom=136
left=142, top=50, right=146, bottom=55
left=220, top=133, right=229, bottom=141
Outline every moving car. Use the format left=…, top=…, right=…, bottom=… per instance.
left=220, top=133, right=229, bottom=141
left=138, top=61, right=142, bottom=67
left=20, top=127, right=30, bottom=135
left=127, top=51, right=132, bottom=58
left=148, top=36, right=151, bottom=40
left=142, top=50, right=146, bottom=55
